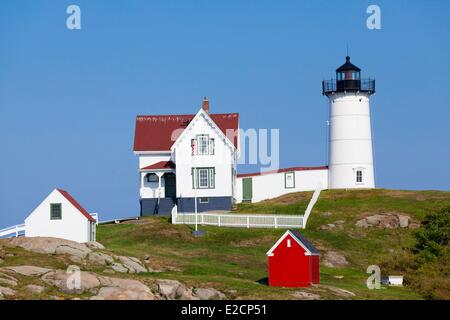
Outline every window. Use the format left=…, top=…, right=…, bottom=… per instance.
left=194, top=135, right=215, bottom=155
left=50, top=203, right=62, bottom=220
left=287, top=239, right=291, bottom=248
left=146, top=173, right=159, bottom=183
left=285, top=172, right=295, bottom=189
left=192, top=167, right=215, bottom=189
left=199, top=197, right=209, bottom=204
left=356, top=170, right=363, bottom=183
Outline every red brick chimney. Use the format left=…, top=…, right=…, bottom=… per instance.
left=202, top=96, right=209, bottom=113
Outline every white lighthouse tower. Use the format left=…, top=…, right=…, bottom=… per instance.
left=323, top=56, right=376, bottom=189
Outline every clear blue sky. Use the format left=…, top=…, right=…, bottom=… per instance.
left=1, top=0, right=449, bottom=227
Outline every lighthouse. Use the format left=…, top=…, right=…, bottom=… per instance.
left=323, top=56, right=376, bottom=189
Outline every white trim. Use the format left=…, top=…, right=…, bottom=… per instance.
left=170, top=108, right=236, bottom=152
left=133, top=151, right=171, bottom=155
left=266, top=230, right=318, bottom=256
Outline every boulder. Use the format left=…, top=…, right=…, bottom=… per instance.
left=111, top=263, right=128, bottom=273
left=115, top=256, right=147, bottom=273
left=85, top=241, right=105, bottom=250
left=6, top=237, right=92, bottom=255
left=0, top=286, right=15, bottom=298
left=5, top=266, right=52, bottom=277
left=194, top=287, right=226, bottom=300
left=322, top=251, right=348, bottom=268
left=26, top=284, right=45, bottom=294
left=0, top=271, right=18, bottom=287
left=155, top=279, right=188, bottom=300
left=41, top=270, right=101, bottom=294
left=55, top=245, right=91, bottom=259
left=355, top=213, right=411, bottom=229
left=90, top=286, right=155, bottom=300
left=292, top=291, right=321, bottom=300
left=88, top=252, right=114, bottom=266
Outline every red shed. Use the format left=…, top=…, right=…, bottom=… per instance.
left=267, top=230, right=320, bottom=287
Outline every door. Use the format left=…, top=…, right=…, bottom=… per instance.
left=242, top=177, right=253, bottom=201
left=164, top=173, right=176, bottom=198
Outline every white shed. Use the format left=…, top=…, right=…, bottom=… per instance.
left=25, top=188, right=96, bottom=243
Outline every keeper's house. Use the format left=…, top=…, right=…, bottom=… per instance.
left=25, top=188, right=97, bottom=243
left=133, top=98, right=239, bottom=215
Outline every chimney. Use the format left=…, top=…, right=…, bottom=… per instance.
left=202, top=96, right=209, bottom=113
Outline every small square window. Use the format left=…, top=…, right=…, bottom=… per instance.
left=50, top=203, right=62, bottom=220
left=199, top=197, right=209, bottom=204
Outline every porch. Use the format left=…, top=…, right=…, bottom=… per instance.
left=140, top=161, right=177, bottom=215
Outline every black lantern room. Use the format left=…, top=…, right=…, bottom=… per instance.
left=322, top=56, right=375, bottom=95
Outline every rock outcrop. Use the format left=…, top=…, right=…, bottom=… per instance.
left=355, top=213, right=411, bottom=229
left=322, top=251, right=349, bottom=268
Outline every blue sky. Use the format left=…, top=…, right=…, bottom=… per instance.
left=1, top=0, right=449, bottom=227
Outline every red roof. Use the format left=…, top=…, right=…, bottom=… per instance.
left=133, top=113, right=239, bottom=151
left=237, top=166, right=328, bottom=178
left=56, top=189, right=96, bottom=222
left=141, top=161, right=175, bottom=171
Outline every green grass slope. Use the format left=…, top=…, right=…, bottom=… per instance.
left=97, top=189, right=450, bottom=300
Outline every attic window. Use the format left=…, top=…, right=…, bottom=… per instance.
left=287, top=239, right=292, bottom=248
left=50, top=203, right=62, bottom=220
left=194, top=135, right=215, bottom=155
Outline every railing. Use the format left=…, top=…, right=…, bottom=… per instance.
left=172, top=211, right=304, bottom=229
left=0, top=224, right=25, bottom=238
left=322, top=78, right=375, bottom=95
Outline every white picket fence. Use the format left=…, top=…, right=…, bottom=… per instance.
left=171, top=183, right=322, bottom=229
left=172, top=210, right=304, bottom=229
left=0, top=224, right=25, bottom=238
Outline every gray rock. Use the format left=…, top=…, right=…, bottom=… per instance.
left=41, top=270, right=101, bottom=294
left=26, top=284, right=45, bottom=294
left=0, top=258, right=4, bottom=264
left=6, top=237, right=91, bottom=255
left=320, top=224, right=336, bottom=230
left=55, top=245, right=90, bottom=259
left=156, top=279, right=186, bottom=299
left=90, top=286, right=155, bottom=300
left=292, top=291, right=321, bottom=300
left=111, top=263, right=129, bottom=273
left=355, top=219, right=370, bottom=228
left=5, top=265, right=52, bottom=277
left=85, top=241, right=105, bottom=250
left=322, top=251, right=349, bottom=268
left=115, top=256, right=147, bottom=273
left=88, top=252, right=114, bottom=266
left=194, top=288, right=226, bottom=300
left=0, top=286, right=15, bottom=298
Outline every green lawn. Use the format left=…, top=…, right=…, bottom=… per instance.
left=96, top=189, right=450, bottom=299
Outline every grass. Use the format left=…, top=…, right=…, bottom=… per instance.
left=2, top=189, right=448, bottom=299
left=95, top=188, right=450, bottom=299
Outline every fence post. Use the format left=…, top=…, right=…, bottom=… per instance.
left=218, top=215, right=221, bottom=227
left=274, top=217, right=278, bottom=229
left=15, top=225, right=18, bottom=237
left=247, top=216, right=250, bottom=228
left=201, top=214, right=204, bottom=225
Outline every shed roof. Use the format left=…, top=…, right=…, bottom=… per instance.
left=266, top=230, right=320, bottom=256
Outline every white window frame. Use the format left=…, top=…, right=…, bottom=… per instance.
left=192, top=167, right=215, bottom=189
left=285, top=172, right=295, bottom=189
left=195, top=134, right=215, bottom=155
